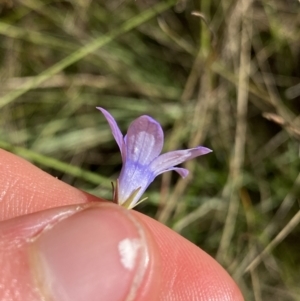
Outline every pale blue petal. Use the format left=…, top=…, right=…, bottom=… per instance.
left=159, top=167, right=189, bottom=178
left=117, top=160, right=155, bottom=206
left=150, top=146, right=212, bottom=176
left=126, top=115, right=164, bottom=165
left=97, top=107, right=126, bottom=161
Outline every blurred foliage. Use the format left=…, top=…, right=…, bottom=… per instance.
left=0, top=0, right=300, bottom=299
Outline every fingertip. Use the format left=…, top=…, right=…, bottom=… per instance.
left=0, top=203, right=162, bottom=301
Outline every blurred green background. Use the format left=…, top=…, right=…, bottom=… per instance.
left=1, top=0, right=300, bottom=299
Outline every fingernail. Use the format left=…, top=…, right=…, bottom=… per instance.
left=30, top=204, right=150, bottom=301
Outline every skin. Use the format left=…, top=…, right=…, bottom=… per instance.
left=0, top=149, right=244, bottom=301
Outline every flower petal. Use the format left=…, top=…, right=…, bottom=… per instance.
left=153, top=167, right=189, bottom=178
left=97, top=107, right=126, bottom=160
left=168, top=167, right=189, bottom=178
left=117, top=160, right=155, bottom=206
left=126, top=115, right=164, bottom=165
left=150, top=146, right=212, bottom=176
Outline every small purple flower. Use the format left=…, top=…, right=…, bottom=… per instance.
left=97, top=107, right=212, bottom=209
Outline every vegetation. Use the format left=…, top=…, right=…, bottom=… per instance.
left=1, top=0, right=299, bottom=299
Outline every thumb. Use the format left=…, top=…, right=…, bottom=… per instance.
left=0, top=203, right=160, bottom=301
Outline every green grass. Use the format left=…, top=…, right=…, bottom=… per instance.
left=1, top=0, right=300, bottom=299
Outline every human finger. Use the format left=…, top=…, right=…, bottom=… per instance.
left=0, top=149, right=244, bottom=300
left=0, top=203, right=160, bottom=301
left=0, top=149, right=100, bottom=221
